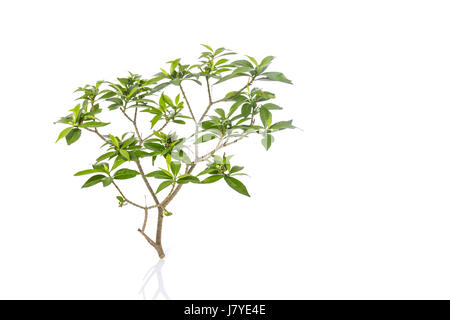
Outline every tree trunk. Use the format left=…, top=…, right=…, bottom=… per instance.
left=138, top=227, right=165, bottom=259
left=155, top=244, right=165, bottom=259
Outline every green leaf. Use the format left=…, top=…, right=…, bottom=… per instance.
left=169, top=58, right=180, bottom=74
left=102, top=176, right=113, bottom=187
left=146, top=170, right=173, bottom=180
left=81, top=174, right=105, bottom=188
left=170, top=161, right=181, bottom=176
left=232, top=60, right=254, bottom=68
left=177, top=174, right=200, bottom=184
left=214, top=108, right=226, bottom=118
left=262, top=133, right=274, bottom=150
left=246, top=55, right=258, bottom=66
left=224, top=176, right=250, bottom=197
left=260, top=56, right=275, bottom=68
left=74, top=169, right=102, bottom=176
left=259, top=107, right=272, bottom=128
left=259, top=72, right=292, bottom=84
left=201, top=44, right=213, bottom=52
left=127, top=86, right=140, bottom=99
left=144, top=142, right=165, bottom=151
left=164, top=210, right=173, bottom=216
left=228, top=99, right=245, bottom=117
left=262, top=103, right=282, bottom=110
left=270, top=120, right=295, bottom=131
left=156, top=180, right=173, bottom=194
left=97, top=151, right=117, bottom=162
left=111, top=156, right=126, bottom=170
left=201, top=175, right=223, bottom=184
left=71, top=104, right=81, bottom=124
left=113, top=168, right=140, bottom=180
left=130, top=150, right=152, bottom=160
left=121, top=137, right=136, bottom=149
left=151, top=114, right=162, bottom=129
left=100, top=91, right=116, bottom=99
left=93, top=162, right=109, bottom=172
left=109, top=135, right=120, bottom=147
left=214, top=72, right=248, bottom=85
left=56, top=127, right=72, bottom=143
left=230, top=166, right=244, bottom=174
left=195, top=134, right=217, bottom=144
left=65, top=128, right=82, bottom=145
left=162, top=93, right=174, bottom=107
left=255, top=90, right=276, bottom=101
left=79, top=122, right=110, bottom=128
left=172, top=150, right=192, bottom=164
left=119, top=149, right=130, bottom=161
left=241, top=103, right=252, bottom=116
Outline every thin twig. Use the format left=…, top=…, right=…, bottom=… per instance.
left=199, top=77, right=213, bottom=122
left=141, top=208, right=148, bottom=232
left=161, top=164, right=196, bottom=207
left=206, top=76, right=213, bottom=104
left=111, top=180, right=151, bottom=209
left=195, top=132, right=253, bottom=163
left=143, top=120, right=169, bottom=141
left=84, top=127, right=107, bottom=142
left=135, top=159, right=160, bottom=205
left=199, top=77, right=255, bottom=123
left=120, top=106, right=143, bottom=144
left=211, top=77, right=255, bottom=105
left=138, top=229, right=157, bottom=247
left=179, top=83, right=196, bottom=123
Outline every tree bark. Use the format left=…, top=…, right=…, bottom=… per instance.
left=155, top=244, right=165, bottom=259
left=139, top=228, right=166, bottom=259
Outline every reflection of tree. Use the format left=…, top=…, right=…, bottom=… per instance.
left=139, top=259, right=170, bottom=300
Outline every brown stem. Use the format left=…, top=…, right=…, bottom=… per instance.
left=85, top=127, right=107, bottom=142
left=121, top=106, right=143, bottom=144
left=155, top=208, right=164, bottom=245
left=180, top=83, right=196, bottom=123
left=211, top=77, right=255, bottom=105
left=161, top=164, right=196, bottom=207
left=135, top=159, right=159, bottom=205
left=206, top=76, right=213, bottom=104
left=199, top=77, right=213, bottom=122
left=143, top=120, right=169, bottom=141
left=135, top=159, right=166, bottom=249
left=137, top=229, right=164, bottom=258
left=141, top=208, right=148, bottom=232
left=111, top=180, right=148, bottom=209
left=84, top=117, right=165, bottom=258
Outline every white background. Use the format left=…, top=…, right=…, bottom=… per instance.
left=0, top=0, right=449, bottom=299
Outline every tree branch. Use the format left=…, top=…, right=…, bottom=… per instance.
left=199, top=76, right=255, bottom=123
left=206, top=76, right=213, bottom=104
left=143, top=119, right=169, bottom=141
left=195, top=131, right=254, bottom=163
left=211, top=76, right=255, bottom=105
left=141, top=207, right=149, bottom=232
left=161, top=164, right=196, bottom=207
left=111, top=180, right=152, bottom=210
left=135, top=159, right=160, bottom=205
left=120, top=106, right=143, bottom=144
left=199, top=77, right=214, bottom=122
left=179, top=83, right=196, bottom=123
left=138, top=229, right=157, bottom=247
left=84, top=127, right=107, bottom=142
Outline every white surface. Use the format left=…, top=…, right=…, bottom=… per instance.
left=1, top=0, right=450, bottom=299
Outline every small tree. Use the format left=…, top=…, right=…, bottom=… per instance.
left=55, top=45, right=295, bottom=258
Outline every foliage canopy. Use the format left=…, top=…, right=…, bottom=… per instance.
left=55, top=45, right=295, bottom=258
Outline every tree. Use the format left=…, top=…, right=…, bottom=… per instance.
left=55, top=45, right=295, bottom=258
